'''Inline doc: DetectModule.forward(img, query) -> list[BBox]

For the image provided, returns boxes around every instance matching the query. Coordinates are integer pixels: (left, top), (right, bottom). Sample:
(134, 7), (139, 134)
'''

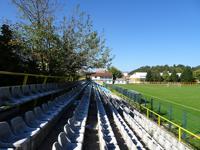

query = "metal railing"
(0, 71), (66, 85)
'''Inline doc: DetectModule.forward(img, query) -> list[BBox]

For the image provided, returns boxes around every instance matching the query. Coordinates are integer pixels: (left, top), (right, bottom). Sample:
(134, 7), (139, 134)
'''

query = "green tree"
(12, 0), (59, 73)
(152, 71), (162, 82)
(108, 66), (122, 84)
(108, 66), (122, 78)
(0, 24), (38, 85)
(129, 64), (189, 76)
(0, 23), (39, 73)
(0, 24), (25, 72)
(180, 67), (194, 82)
(170, 70), (179, 82)
(146, 70), (153, 82)
(60, 8), (113, 77)
(12, 1), (113, 78)
(193, 69), (200, 81)
(162, 70), (170, 82)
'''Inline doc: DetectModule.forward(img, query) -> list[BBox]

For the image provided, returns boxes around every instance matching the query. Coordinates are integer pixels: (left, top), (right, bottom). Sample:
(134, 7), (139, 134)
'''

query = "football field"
(116, 84), (200, 134)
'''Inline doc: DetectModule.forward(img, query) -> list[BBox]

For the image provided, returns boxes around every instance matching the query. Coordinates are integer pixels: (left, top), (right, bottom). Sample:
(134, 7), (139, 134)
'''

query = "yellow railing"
(109, 87), (200, 148)
(0, 71), (67, 85)
(143, 106), (200, 142)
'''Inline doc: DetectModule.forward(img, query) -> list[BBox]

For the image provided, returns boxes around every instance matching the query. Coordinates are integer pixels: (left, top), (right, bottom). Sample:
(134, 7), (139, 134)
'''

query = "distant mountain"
(129, 64), (199, 75)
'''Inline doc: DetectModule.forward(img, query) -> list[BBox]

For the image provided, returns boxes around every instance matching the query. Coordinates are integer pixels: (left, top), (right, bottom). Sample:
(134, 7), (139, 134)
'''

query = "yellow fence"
(0, 71), (66, 85)
(109, 88), (200, 148)
(143, 106), (200, 142)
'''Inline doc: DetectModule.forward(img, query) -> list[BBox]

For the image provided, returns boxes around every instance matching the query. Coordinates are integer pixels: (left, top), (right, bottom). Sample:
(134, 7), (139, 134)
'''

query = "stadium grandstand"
(0, 72), (196, 150)
(1, 1), (200, 149)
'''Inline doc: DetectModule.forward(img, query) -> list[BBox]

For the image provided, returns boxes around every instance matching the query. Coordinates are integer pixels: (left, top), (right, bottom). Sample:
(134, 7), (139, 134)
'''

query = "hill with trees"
(129, 65), (194, 75)
(130, 65), (198, 82)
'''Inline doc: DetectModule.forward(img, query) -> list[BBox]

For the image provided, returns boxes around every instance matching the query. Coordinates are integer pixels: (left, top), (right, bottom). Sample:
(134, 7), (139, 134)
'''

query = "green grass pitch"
(116, 84), (200, 134)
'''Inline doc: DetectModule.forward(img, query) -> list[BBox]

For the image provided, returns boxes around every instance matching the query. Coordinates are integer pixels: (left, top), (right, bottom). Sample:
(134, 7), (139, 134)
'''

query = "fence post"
(147, 109), (149, 118)
(178, 127), (182, 142)
(182, 111), (187, 140)
(150, 98), (154, 117)
(23, 75), (29, 85)
(158, 115), (161, 126)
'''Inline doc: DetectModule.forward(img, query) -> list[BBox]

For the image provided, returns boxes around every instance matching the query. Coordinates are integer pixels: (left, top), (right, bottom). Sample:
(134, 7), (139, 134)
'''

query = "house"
(129, 72), (147, 83)
(91, 70), (113, 84)
(91, 69), (128, 84)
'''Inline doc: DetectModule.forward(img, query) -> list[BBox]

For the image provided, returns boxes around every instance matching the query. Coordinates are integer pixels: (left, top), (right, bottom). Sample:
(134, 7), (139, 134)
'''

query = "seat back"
(58, 132), (70, 148)
(25, 111), (36, 125)
(65, 122), (81, 138)
(42, 103), (48, 112)
(0, 122), (13, 141)
(41, 84), (47, 92)
(30, 84), (38, 93)
(21, 85), (31, 95)
(47, 101), (53, 108)
(36, 84), (43, 93)
(11, 86), (23, 98)
(10, 116), (27, 134)
(34, 107), (43, 118)
(47, 84), (54, 90)
(0, 87), (12, 100)
(52, 142), (62, 150)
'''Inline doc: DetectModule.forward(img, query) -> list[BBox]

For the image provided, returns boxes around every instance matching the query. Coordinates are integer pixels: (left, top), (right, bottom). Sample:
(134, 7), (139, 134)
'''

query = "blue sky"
(1, 0), (200, 71)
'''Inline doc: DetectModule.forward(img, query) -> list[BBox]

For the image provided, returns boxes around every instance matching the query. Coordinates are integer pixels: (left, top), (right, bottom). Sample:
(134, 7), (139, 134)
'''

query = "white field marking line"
(139, 92), (200, 112)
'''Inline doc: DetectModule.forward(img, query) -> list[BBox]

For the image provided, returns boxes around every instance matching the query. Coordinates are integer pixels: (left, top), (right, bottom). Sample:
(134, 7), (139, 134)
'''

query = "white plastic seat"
(25, 111), (48, 129)
(21, 85), (32, 95)
(0, 122), (30, 149)
(10, 116), (40, 136)
(64, 123), (84, 143)
(68, 117), (86, 127)
(0, 83), (65, 109)
(164, 140), (172, 149)
(11, 116), (41, 149)
(42, 103), (59, 117)
(29, 84), (41, 95)
(34, 107), (54, 121)
(52, 142), (62, 150)
(58, 132), (82, 150)
(95, 89), (121, 150)
(0, 87), (17, 105)
(64, 123), (85, 134)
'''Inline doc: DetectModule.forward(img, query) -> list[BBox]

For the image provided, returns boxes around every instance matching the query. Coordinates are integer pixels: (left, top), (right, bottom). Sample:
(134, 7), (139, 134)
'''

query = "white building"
(91, 70), (128, 85)
(129, 72), (147, 83)
(91, 71), (113, 84)
(123, 72), (129, 77)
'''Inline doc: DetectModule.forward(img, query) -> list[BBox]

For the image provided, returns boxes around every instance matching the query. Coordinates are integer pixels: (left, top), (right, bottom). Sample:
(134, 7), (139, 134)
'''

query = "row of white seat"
(0, 83), (68, 108)
(97, 86), (145, 150)
(132, 109), (191, 150)
(52, 84), (92, 150)
(122, 110), (164, 150)
(109, 92), (192, 150)
(95, 87), (120, 150)
(0, 83), (85, 150)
